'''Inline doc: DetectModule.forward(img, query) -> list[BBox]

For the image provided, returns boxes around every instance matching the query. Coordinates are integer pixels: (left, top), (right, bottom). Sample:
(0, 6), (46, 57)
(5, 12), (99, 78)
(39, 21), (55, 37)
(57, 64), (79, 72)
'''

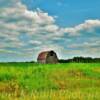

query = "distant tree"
(59, 57), (100, 63)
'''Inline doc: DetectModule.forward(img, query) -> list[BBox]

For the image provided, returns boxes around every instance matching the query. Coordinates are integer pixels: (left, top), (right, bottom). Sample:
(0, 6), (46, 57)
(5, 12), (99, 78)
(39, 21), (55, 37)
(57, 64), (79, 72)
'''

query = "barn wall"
(46, 52), (58, 63)
(38, 60), (46, 64)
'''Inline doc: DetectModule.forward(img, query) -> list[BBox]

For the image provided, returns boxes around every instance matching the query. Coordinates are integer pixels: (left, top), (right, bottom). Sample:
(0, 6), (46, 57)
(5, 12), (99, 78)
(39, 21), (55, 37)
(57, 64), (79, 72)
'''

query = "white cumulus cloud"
(64, 19), (100, 36)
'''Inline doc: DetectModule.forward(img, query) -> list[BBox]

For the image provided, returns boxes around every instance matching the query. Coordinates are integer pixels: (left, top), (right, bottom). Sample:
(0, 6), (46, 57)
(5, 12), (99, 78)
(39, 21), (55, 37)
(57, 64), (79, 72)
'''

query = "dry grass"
(0, 89), (100, 100)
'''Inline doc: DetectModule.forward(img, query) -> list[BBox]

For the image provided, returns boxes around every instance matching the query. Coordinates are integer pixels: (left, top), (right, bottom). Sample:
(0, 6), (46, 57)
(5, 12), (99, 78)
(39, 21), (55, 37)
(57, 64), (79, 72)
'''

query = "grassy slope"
(0, 63), (100, 100)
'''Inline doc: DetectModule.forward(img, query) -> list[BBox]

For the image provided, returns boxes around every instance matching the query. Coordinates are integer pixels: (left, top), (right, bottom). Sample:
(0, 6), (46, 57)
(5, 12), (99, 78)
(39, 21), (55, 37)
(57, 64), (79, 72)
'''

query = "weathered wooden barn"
(37, 50), (58, 64)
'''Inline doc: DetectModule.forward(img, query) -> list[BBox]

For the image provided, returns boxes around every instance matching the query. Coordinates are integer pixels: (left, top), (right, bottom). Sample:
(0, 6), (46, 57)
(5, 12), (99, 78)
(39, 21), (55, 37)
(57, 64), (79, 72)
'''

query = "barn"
(37, 50), (58, 64)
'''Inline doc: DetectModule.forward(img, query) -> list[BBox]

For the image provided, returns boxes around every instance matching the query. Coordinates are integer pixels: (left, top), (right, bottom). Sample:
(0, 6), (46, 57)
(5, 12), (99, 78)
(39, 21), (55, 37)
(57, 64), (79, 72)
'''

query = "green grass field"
(0, 63), (100, 100)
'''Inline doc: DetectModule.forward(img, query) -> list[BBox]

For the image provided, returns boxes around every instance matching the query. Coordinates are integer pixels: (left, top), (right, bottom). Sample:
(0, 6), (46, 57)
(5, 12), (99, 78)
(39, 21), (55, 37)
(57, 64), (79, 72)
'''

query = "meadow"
(0, 63), (100, 100)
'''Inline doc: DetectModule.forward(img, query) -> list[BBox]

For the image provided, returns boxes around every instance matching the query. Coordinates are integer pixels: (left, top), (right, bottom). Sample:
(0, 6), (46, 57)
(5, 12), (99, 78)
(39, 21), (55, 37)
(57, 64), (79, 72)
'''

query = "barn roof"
(37, 51), (49, 60)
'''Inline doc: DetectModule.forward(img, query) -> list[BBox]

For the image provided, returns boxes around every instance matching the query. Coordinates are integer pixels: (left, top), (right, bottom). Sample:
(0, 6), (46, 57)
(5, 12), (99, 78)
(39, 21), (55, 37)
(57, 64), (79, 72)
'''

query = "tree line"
(59, 57), (100, 63)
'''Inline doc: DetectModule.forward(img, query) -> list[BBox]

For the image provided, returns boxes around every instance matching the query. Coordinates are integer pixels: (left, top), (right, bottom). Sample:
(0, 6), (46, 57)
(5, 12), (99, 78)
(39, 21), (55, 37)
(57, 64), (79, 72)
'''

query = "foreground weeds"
(0, 89), (100, 100)
(0, 63), (100, 100)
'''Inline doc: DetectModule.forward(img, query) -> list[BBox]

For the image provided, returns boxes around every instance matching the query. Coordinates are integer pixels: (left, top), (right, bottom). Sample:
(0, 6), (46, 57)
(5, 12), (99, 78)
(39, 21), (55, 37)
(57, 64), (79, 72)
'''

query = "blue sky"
(22, 0), (100, 27)
(0, 0), (100, 62)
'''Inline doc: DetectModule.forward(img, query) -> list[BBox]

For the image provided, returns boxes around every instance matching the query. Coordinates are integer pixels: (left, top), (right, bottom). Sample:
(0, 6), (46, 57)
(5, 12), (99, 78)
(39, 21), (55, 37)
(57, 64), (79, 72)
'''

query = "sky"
(0, 0), (100, 62)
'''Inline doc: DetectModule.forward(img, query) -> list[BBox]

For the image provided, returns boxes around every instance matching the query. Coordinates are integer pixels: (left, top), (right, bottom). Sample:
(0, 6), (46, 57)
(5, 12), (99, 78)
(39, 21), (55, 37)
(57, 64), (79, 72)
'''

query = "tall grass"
(0, 63), (100, 100)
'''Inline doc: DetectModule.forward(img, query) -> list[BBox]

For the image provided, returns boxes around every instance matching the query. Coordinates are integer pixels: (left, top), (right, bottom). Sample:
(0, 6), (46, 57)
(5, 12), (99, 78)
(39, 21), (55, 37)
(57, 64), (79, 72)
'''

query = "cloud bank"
(0, 0), (100, 61)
